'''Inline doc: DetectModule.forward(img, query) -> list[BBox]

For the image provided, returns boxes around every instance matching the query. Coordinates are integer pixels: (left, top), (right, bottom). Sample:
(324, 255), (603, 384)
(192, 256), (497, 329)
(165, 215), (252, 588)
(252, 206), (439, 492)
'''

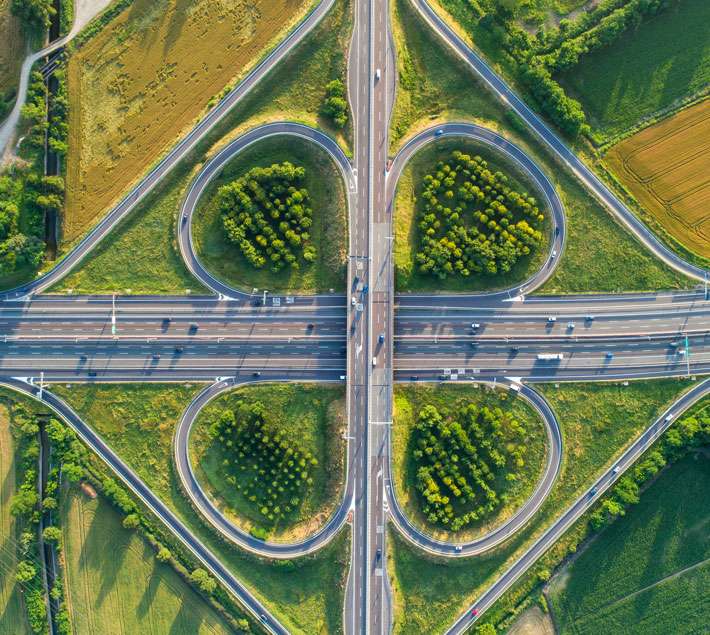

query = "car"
(471, 322), (480, 330)
(375, 548), (382, 562)
(470, 341), (478, 347)
(471, 608), (479, 618)
(439, 374), (448, 380)
(435, 129), (444, 136)
(307, 323), (314, 330)
(260, 614), (268, 623)
(88, 371), (97, 377)
(378, 333), (385, 343)
(677, 348), (686, 356)
(372, 357), (377, 367)
(181, 214), (187, 225)
(350, 322), (357, 333)
(664, 413), (674, 423)
(253, 371), (261, 378)
(410, 375), (418, 381)
(585, 315), (595, 321)
(152, 353), (160, 360)
(590, 486), (598, 496)
(510, 346), (520, 353)
(551, 249), (557, 259)
(555, 226), (560, 236)
(351, 296), (357, 306)
(362, 284), (369, 294)
(454, 545), (462, 553)
(79, 354), (87, 361)
(252, 298), (262, 307)
(375, 68), (381, 81)
(547, 316), (557, 323)
(567, 321), (575, 330)
(340, 375), (346, 380)
(188, 322), (198, 333)
(174, 346), (184, 354)
(612, 465), (620, 474)
(605, 351), (614, 359)
(669, 340), (680, 348)
(162, 317), (172, 324)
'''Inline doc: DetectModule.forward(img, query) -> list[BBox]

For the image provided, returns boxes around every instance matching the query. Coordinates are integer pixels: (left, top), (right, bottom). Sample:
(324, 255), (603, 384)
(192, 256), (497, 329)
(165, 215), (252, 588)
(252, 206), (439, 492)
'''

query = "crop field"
(605, 99), (710, 259)
(191, 383), (346, 541)
(0, 404), (31, 635)
(52, 382), (350, 635)
(61, 486), (234, 635)
(392, 383), (547, 543)
(549, 452), (710, 635)
(0, 0), (26, 121)
(557, 0), (710, 140)
(193, 136), (348, 294)
(64, 0), (311, 243)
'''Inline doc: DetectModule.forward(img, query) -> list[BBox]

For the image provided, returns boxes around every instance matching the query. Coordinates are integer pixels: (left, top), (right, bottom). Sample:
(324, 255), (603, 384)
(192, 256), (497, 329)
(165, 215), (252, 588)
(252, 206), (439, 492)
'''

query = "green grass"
(394, 137), (550, 293)
(392, 384), (547, 542)
(52, 0), (352, 295)
(191, 383), (346, 541)
(0, 403), (32, 635)
(61, 486), (235, 635)
(548, 452), (710, 635)
(51, 382), (349, 635)
(388, 378), (697, 634)
(193, 136), (347, 295)
(390, 0), (692, 294)
(557, 0), (710, 141)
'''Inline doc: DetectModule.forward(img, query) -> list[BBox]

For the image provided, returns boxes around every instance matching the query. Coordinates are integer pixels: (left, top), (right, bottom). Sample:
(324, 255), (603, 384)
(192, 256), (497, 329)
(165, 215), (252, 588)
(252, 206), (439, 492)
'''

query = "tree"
(11, 0), (55, 31)
(16, 560), (36, 583)
(320, 79), (349, 128)
(122, 513), (140, 530)
(42, 525), (62, 546)
(190, 568), (217, 594)
(156, 546), (172, 563)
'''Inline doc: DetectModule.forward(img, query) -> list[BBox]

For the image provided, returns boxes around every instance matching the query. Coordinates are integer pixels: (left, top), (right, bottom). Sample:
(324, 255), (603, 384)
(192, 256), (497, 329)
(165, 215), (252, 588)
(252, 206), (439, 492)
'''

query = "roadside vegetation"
(193, 136), (347, 295)
(388, 378), (698, 633)
(191, 383), (346, 542)
(393, 384), (546, 542)
(548, 448), (710, 635)
(390, 0), (691, 294)
(0, 0), (28, 122)
(53, 0), (352, 295)
(52, 382), (350, 635)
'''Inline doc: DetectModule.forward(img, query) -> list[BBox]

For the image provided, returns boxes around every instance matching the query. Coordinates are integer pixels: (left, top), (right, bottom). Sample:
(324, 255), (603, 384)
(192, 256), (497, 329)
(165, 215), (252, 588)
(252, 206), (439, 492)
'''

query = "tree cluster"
(415, 150), (544, 279)
(320, 79), (349, 129)
(209, 400), (318, 526)
(219, 161), (315, 272)
(412, 401), (531, 531)
(11, 0), (55, 32)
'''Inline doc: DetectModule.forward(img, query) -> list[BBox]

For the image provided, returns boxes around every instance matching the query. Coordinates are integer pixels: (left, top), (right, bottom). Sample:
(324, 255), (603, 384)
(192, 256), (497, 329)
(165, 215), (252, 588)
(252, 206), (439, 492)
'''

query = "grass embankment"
(557, 0), (710, 142)
(193, 136), (347, 294)
(548, 451), (710, 635)
(51, 383), (349, 635)
(61, 486), (234, 635)
(64, 0), (314, 243)
(392, 384), (547, 542)
(0, 403), (32, 635)
(0, 0), (27, 122)
(191, 383), (346, 541)
(53, 0), (352, 295)
(394, 138), (550, 293)
(389, 0), (691, 294)
(388, 378), (697, 634)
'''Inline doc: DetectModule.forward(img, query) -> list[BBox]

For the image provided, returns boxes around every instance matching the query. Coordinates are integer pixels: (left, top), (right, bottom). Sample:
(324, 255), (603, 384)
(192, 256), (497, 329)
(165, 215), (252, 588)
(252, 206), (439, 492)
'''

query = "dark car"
(88, 371), (97, 377)
(375, 548), (382, 562)
(174, 346), (184, 354)
(188, 322), (198, 334)
(253, 371), (261, 378)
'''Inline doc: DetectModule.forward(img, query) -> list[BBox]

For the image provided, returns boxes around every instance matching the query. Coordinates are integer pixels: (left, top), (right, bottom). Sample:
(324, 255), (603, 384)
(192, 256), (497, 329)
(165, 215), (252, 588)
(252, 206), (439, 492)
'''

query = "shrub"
(321, 79), (349, 128)
(190, 568), (217, 595)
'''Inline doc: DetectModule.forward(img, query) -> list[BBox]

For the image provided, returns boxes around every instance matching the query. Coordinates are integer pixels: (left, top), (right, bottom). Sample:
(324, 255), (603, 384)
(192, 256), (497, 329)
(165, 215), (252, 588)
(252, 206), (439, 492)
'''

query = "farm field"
(0, 0), (26, 122)
(548, 452), (710, 635)
(53, 0), (352, 295)
(389, 0), (690, 294)
(557, 0), (710, 141)
(51, 382), (350, 635)
(64, 0), (312, 244)
(0, 404), (32, 635)
(191, 383), (346, 541)
(605, 99), (710, 259)
(61, 486), (234, 635)
(193, 136), (347, 294)
(391, 383), (547, 543)
(394, 137), (549, 293)
(387, 378), (697, 634)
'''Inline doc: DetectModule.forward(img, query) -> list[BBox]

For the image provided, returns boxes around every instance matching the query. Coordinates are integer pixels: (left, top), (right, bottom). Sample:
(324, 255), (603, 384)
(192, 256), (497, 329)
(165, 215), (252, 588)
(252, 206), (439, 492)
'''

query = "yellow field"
(65, 0), (309, 242)
(0, 0), (26, 109)
(605, 99), (710, 258)
(61, 487), (233, 635)
(0, 404), (32, 635)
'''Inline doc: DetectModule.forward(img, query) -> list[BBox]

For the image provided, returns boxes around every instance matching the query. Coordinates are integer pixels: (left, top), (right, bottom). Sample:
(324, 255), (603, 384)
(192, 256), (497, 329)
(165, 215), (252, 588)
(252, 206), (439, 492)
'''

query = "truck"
(537, 353), (564, 361)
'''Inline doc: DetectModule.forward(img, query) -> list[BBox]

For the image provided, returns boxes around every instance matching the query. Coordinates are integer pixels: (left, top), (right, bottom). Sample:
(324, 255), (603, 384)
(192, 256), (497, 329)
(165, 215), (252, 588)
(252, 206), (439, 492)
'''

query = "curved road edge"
(0, 377), (289, 635)
(176, 122), (356, 303)
(411, 0), (708, 284)
(444, 376), (710, 634)
(387, 123), (566, 300)
(1, 0), (337, 301)
(385, 379), (562, 557)
(173, 376), (354, 558)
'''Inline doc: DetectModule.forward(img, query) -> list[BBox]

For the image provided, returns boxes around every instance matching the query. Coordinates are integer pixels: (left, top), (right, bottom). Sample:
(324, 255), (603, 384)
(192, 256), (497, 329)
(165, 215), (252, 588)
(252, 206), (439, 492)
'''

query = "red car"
(471, 608), (479, 618)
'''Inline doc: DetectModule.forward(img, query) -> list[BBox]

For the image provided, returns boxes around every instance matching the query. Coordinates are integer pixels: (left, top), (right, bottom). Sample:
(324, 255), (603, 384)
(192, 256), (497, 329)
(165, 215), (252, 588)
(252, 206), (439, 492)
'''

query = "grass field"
(61, 486), (235, 635)
(64, 0), (312, 244)
(0, 0), (27, 122)
(193, 136), (347, 294)
(389, 0), (691, 294)
(0, 404), (32, 635)
(394, 137), (550, 293)
(53, 0), (352, 295)
(387, 378), (696, 634)
(548, 451), (710, 635)
(605, 99), (710, 259)
(558, 0), (710, 141)
(392, 384), (547, 543)
(191, 383), (346, 541)
(51, 382), (350, 635)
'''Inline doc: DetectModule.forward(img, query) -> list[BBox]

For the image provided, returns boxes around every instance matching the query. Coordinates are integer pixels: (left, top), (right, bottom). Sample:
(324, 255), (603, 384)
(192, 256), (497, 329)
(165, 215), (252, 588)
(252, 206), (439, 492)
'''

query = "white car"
(372, 357), (377, 367)
(351, 296), (357, 306)
(375, 68), (381, 81)
(612, 465), (620, 475)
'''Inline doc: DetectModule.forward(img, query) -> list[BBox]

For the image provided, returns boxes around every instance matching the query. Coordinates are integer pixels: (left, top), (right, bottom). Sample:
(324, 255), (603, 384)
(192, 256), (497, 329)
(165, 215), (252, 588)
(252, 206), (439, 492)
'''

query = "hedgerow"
(415, 150), (544, 279)
(218, 161), (315, 271)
